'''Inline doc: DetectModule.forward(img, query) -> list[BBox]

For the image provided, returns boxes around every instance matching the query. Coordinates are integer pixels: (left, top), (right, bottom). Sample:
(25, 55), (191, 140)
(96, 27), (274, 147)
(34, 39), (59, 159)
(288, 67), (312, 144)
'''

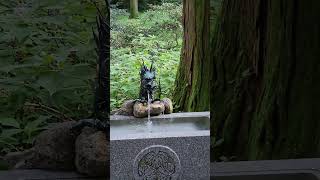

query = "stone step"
(211, 158), (320, 180)
(0, 169), (106, 180)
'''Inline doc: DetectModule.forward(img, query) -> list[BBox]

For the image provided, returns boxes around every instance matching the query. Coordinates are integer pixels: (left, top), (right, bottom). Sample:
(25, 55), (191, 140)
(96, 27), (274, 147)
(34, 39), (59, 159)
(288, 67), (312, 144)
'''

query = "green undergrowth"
(111, 3), (182, 110)
(0, 0), (104, 154)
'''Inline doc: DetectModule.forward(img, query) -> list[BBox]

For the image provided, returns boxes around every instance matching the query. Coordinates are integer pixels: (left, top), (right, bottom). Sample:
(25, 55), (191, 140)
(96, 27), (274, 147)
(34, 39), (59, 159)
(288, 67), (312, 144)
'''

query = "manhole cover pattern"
(133, 145), (181, 180)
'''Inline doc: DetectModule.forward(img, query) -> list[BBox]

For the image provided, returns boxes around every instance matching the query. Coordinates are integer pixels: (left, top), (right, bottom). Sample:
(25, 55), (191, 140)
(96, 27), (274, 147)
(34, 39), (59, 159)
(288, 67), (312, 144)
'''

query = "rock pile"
(112, 98), (173, 118)
(2, 121), (108, 177)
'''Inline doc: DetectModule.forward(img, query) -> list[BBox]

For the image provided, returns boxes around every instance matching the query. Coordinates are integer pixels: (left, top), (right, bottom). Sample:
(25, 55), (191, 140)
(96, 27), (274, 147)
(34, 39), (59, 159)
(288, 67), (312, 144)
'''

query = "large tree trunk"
(173, 0), (210, 112)
(129, 0), (138, 19)
(211, 0), (320, 161)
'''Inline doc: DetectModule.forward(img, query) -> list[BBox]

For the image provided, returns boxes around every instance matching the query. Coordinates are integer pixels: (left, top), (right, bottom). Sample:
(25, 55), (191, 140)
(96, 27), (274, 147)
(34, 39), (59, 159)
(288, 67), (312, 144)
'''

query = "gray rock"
(113, 98), (173, 118)
(114, 100), (135, 116)
(150, 100), (165, 116)
(162, 98), (173, 114)
(2, 149), (34, 169)
(75, 127), (108, 176)
(133, 101), (165, 118)
(18, 121), (78, 170)
(133, 102), (148, 118)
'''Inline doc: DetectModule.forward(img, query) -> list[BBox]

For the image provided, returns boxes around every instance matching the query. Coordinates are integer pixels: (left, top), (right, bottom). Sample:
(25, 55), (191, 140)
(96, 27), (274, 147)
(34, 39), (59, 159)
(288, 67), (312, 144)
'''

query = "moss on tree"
(211, 0), (320, 161)
(173, 0), (210, 112)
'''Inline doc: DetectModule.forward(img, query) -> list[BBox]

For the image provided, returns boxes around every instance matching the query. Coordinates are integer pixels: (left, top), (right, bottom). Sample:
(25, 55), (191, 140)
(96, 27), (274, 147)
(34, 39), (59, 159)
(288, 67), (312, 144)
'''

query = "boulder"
(113, 98), (173, 118)
(114, 100), (135, 116)
(75, 127), (108, 176)
(133, 101), (147, 118)
(17, 121), (78, 170)
(162, 98), (173, 114)
(2, 149), (33, 169)
(150, 100), (165, 116)
(133, 101), (165, 118)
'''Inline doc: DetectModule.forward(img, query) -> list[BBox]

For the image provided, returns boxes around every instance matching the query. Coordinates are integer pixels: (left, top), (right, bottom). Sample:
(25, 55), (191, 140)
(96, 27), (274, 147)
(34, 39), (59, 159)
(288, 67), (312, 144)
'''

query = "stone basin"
(111, 112), (209, 139)
(110, 112), (210, 180)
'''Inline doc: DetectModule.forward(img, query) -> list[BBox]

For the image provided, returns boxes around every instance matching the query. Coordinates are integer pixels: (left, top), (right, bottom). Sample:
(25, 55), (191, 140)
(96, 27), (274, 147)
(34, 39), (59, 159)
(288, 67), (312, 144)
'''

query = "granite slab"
(110, 112), (210, 180)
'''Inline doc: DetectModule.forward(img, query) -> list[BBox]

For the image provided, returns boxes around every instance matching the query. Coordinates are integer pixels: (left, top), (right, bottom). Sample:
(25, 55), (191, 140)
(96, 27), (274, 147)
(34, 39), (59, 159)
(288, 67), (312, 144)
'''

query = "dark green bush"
(110, 0), (181, 11)
(0, 0), (102, 153)
(111, 3), (182, 110)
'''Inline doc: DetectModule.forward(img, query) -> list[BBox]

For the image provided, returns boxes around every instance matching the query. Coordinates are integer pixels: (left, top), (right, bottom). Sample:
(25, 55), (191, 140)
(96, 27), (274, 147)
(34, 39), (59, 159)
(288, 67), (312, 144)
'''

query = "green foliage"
(111, 3), (182, 110)
(0, 0), (102, 153)
(0, 116), (48, 153)
(111, 0), (182, 11)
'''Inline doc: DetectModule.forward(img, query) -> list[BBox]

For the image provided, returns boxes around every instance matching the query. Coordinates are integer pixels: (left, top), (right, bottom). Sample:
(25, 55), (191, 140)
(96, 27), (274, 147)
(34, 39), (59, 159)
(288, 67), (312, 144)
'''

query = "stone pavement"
(0, 169), (106, 180)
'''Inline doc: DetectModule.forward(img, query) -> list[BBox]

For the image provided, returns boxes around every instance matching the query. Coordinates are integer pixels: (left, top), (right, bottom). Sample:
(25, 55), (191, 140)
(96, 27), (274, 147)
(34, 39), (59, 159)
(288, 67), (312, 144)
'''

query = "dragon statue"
(138, 61), (160, 102)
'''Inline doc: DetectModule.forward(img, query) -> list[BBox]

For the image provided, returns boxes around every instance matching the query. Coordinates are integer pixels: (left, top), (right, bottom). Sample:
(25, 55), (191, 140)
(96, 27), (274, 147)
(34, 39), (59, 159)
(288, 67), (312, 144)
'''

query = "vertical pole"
(129, 0), (139, 18)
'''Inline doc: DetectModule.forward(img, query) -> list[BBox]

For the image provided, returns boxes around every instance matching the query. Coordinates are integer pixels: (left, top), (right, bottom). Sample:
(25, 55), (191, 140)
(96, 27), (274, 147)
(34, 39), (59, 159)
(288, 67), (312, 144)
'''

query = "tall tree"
(211, 0), (320, 161)
(129, 0), (139, 18)
(173, 0), (210, 112)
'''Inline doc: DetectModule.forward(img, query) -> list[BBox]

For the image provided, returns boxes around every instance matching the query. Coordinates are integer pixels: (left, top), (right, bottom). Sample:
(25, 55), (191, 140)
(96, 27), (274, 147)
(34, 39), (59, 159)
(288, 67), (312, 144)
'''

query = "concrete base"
(211, 158), (320, 180)
(110, 112), (210, 180)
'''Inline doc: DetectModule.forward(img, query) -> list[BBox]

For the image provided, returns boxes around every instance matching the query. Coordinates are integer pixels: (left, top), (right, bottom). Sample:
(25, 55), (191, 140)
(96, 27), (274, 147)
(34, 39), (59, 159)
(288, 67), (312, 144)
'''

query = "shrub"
(0, 0), (101, 153)
(110, 3), (182, 110)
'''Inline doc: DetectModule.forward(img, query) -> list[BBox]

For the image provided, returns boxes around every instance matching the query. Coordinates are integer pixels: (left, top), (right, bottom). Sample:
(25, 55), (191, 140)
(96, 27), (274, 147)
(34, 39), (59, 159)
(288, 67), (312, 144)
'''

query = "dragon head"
(139, 61), (156, 101)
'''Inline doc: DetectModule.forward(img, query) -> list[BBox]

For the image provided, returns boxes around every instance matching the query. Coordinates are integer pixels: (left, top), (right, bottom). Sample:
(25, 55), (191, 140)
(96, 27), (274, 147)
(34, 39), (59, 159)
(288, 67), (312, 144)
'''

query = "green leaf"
(24, 115), (47, 135)
(22, 138), (35, 144)
(214, 138), (224, 148)
(0, 159), (10, 170)
(0, 118), (20, 128)
(25, 116), (46, 130)
(0, 63), (41, 73)
(43, 54), (54, 65)
(62, 63), (95, 80)
(1, 129), (22, 137)
(37, 71), (64, 95)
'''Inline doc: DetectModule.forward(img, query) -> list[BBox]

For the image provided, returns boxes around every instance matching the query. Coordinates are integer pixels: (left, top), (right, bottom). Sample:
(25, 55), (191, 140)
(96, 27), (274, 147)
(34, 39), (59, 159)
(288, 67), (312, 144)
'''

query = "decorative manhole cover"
(133, 145), (181, 180)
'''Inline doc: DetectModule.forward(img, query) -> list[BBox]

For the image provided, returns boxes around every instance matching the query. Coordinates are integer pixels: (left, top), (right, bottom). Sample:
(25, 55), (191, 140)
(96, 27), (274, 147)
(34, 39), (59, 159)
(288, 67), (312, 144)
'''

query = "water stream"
(146, 93), (152, 133)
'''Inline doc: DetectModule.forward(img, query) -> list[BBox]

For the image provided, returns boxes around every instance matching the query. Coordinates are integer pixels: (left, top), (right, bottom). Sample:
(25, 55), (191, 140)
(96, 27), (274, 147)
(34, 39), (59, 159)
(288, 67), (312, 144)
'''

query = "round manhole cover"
(133, 145), (181, 180)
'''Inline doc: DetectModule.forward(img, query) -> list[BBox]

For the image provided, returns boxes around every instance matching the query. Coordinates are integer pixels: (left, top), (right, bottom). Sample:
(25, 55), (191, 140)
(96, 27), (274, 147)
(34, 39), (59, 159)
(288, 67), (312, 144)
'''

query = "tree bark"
(211, 0), (320, 161)
(173, 0), (210, 112)
(129, 0), (138, 19)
